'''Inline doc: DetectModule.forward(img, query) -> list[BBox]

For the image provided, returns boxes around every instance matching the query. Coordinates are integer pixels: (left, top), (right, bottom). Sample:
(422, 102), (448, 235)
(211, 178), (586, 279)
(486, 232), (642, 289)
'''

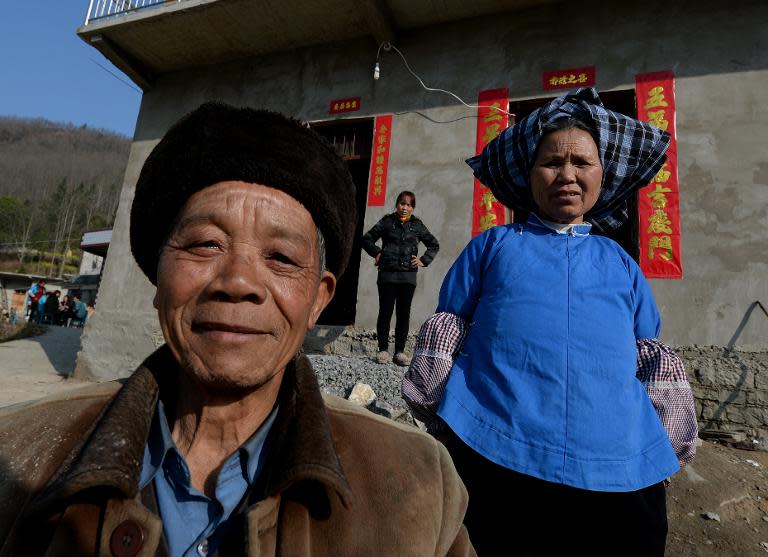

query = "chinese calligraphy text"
(472, 89), (510, 237)
(543, 66), (596, 91)
(636, 71), (682, 279)
(329, 97), (362, 114)
(367, 115), (392, 206)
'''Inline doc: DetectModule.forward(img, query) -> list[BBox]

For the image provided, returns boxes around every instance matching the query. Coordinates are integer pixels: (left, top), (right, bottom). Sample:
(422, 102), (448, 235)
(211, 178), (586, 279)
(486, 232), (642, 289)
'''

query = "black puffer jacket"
(362, 213), (439, 272)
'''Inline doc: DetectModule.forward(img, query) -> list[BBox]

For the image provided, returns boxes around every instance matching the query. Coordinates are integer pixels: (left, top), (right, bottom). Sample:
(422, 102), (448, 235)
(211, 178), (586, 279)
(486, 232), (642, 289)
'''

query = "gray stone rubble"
(307, 353), (418, 427)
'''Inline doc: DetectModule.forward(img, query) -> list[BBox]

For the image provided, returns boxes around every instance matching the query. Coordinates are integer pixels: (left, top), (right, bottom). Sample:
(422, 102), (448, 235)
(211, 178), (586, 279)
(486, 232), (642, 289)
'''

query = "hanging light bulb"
(374, 61), (380, 80)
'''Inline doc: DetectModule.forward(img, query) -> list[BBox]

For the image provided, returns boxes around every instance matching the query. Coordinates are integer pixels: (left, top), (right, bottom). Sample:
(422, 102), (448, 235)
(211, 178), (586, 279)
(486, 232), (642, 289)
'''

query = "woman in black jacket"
(362, 191), (439, 366)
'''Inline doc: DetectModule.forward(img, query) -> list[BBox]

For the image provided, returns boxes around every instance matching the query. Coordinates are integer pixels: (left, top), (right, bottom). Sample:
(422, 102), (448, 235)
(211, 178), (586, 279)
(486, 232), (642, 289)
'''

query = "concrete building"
(78, 228), (111, 277)
(75, 0), (768, 439)
(60, 227), (113, 307)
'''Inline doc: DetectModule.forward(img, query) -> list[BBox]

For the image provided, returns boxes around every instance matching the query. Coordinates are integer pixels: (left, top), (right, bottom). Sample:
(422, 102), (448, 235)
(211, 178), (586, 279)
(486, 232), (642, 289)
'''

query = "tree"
(0, 196), (32, 260)
(0, 117), (129, 276)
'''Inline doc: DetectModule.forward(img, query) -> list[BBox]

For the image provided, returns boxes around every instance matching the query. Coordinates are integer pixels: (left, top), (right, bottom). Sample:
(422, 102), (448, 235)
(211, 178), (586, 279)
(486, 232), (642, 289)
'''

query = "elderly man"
(0, 104), (474, 556)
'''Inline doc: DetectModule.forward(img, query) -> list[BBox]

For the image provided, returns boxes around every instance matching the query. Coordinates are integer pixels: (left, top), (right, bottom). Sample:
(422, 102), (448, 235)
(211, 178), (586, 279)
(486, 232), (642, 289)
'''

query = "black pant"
(376, 282), (416, 353)
(443, 431), (668, 557)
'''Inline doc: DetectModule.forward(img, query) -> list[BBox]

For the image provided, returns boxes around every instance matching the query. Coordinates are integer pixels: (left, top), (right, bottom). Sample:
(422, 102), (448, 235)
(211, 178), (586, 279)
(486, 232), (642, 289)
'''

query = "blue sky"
(0, 4), (142, 137)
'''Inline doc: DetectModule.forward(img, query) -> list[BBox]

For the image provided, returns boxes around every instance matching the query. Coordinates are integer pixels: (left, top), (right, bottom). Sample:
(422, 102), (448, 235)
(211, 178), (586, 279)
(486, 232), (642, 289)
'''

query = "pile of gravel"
(306, 354), (410, 411)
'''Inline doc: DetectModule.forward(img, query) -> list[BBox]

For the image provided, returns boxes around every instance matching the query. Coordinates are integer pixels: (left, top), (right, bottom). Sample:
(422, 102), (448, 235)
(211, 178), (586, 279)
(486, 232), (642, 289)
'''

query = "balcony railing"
(84, 0), (184, 25)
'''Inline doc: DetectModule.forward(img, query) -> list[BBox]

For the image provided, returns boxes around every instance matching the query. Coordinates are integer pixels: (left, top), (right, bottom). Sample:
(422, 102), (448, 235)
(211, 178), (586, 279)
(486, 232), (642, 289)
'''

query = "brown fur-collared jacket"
(0, 346), (474, 557)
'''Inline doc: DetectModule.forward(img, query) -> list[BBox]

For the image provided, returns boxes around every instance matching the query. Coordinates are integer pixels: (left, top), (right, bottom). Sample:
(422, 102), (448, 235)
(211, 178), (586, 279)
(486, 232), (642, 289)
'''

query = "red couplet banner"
(636, 71), (683, 279)
(472, 89), (509, 237)
(367, 115), (392, 207)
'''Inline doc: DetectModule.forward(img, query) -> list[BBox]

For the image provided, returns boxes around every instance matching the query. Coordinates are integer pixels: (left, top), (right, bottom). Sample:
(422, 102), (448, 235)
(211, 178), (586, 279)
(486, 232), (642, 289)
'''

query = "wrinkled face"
(530, 128), (603, 224)
(154, 181), (336, 392)
(396, 196), (414, 219)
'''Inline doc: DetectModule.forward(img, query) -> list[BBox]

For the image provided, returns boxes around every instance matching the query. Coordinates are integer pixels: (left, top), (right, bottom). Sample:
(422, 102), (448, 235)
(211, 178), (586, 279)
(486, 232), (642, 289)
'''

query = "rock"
(760, 541), (768, 552)
(762, 516), (768, 523)
(702, 512), (721, 522)
(369, 399), (395, 418)
(348, 383), (376, 406)
(395, 412), (417, 427)
(700, 430), (746, 443)
(309, 354), (406, 410)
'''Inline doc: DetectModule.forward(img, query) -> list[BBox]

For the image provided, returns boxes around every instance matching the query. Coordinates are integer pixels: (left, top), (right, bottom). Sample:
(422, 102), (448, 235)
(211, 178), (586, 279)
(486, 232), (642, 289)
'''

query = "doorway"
(311, 118), (374, 325)
(507, 90), (640, 261)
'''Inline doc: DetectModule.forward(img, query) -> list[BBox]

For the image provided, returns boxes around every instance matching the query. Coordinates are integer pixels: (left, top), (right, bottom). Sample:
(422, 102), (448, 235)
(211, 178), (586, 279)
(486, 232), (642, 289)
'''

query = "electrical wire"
(88, 58), (143, 94)
(377, 42), (514, 117)
(393, 110), (480, 124)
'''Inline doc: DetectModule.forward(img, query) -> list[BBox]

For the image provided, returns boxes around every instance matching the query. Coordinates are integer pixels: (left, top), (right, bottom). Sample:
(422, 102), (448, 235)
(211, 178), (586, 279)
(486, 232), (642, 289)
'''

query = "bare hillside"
(0, 116), (130, 275)
(0, 116), (129, 203)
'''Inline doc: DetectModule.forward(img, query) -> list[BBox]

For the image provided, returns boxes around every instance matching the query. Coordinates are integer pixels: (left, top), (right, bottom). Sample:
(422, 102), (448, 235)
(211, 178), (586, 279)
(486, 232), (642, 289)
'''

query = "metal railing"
(84, 0), (184, 25)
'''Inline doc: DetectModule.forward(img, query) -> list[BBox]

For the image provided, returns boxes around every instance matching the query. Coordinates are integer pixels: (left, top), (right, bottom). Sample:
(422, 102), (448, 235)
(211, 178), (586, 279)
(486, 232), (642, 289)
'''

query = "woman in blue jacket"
(413, 88), (695, 556)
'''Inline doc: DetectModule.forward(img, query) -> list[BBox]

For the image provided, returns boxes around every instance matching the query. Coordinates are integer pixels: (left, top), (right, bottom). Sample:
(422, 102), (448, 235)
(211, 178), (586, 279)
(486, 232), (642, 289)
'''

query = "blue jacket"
(436, 215), (679, 491)
(74, 301), (87, 319)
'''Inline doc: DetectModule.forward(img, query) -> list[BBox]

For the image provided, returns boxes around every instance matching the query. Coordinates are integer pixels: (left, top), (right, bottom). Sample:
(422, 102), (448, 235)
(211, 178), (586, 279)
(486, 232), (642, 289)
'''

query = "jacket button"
(110, 520), (145, 557)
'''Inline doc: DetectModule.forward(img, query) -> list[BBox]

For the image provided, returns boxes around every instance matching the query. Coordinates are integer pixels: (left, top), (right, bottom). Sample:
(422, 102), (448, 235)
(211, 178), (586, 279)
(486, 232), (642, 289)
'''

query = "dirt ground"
(667, 441), (768, 556)
(0, 324), (92, 407)
(1, 327), (767, 554)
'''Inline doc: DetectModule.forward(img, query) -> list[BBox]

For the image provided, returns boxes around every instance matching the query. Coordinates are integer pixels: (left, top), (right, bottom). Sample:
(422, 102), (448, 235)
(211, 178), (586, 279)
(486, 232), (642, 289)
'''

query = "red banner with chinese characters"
(543, 66), (596, 91)
(329, 97), (361, 114)
(636, 71), (682, 279)
(367, 115), (392, 206)
(472, 89), (509, 237)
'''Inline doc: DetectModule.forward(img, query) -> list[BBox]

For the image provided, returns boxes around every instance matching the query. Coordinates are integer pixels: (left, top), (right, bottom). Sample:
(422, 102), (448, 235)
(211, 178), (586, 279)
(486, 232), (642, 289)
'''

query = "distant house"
(62, 228), (112, 307)
(79, 228), (110, 276)
(75, 1), (767, 392)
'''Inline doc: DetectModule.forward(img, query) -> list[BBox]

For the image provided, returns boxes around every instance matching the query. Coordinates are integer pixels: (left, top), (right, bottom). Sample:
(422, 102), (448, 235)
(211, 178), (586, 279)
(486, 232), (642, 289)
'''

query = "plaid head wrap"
(466, 87), (671, 231)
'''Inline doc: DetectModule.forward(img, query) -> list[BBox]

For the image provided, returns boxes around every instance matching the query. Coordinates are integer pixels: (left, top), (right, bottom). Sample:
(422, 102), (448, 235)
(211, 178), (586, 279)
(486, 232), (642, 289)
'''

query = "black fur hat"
(130, 102), (357, 283)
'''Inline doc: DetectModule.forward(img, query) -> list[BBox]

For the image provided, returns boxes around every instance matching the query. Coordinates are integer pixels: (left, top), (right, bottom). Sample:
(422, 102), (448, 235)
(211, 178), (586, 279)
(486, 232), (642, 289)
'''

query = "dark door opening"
(311, 118), (374, 325)
(507, 90), (640, 261)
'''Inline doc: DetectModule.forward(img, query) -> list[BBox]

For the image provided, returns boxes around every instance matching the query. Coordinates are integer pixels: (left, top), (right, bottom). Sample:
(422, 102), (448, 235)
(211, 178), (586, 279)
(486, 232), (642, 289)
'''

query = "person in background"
(26, 279), (45, 322)
(69, 294), (88, 327)
(362, 191), (439, 366)
(42, 290), (60, 324)
(58, 294), (71, 326)
(36, 290), (48, 323)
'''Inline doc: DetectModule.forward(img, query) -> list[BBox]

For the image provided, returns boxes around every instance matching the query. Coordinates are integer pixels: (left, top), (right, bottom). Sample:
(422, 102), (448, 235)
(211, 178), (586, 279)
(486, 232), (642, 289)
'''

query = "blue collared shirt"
(139, 400), (278, 557)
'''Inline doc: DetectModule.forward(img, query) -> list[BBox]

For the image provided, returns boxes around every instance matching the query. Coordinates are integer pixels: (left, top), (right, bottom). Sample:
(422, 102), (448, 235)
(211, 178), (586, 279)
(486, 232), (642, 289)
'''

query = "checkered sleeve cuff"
(402, 312), (468, 428)
(637, 338), (698, 466)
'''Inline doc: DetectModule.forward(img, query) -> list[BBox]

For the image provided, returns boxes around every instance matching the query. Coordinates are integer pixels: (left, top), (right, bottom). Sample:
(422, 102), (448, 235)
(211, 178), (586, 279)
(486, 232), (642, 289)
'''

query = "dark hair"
(540, 117), (598, 144)
(396, 190), (416, 208)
